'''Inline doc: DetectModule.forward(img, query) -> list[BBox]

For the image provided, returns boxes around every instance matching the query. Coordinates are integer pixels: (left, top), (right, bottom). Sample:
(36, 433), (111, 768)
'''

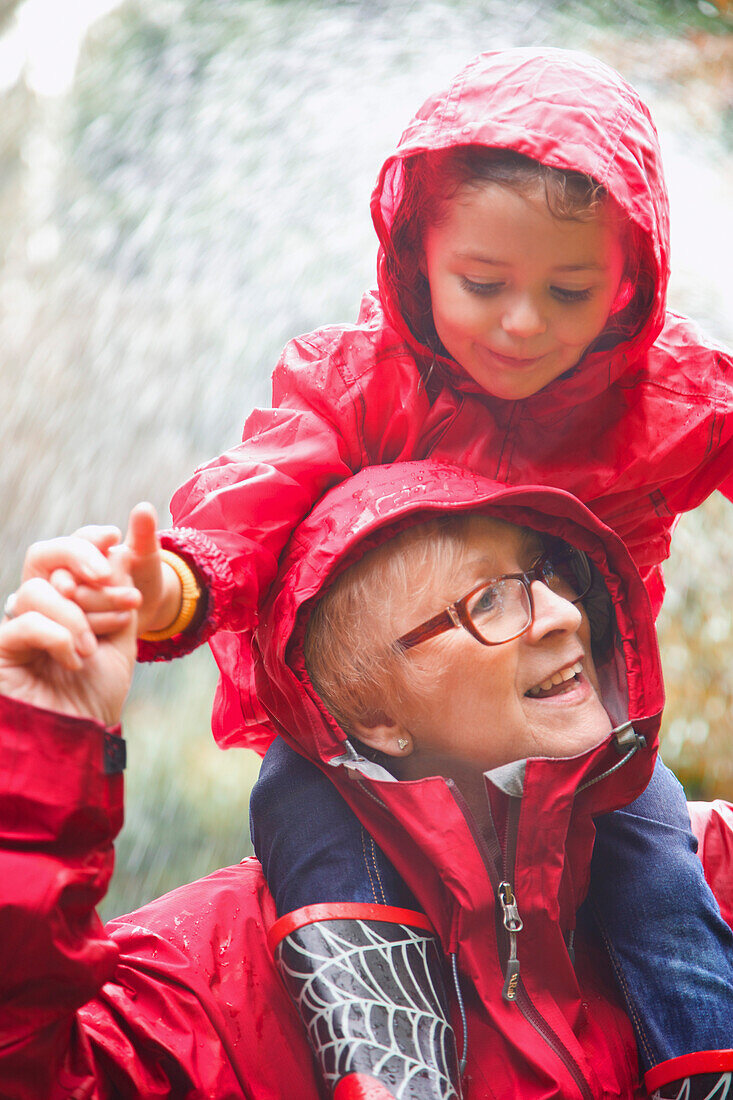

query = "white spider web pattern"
(276, 919), (460, 1099)
(652, 1073), (732, 1100)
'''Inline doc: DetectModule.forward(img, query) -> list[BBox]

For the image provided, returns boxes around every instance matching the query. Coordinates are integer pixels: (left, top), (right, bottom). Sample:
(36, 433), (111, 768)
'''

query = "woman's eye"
(460, 277), (503, 296)
(551, 286), (594, 303)
(541, 559), (557, 582)
(470, 585), (501, 617)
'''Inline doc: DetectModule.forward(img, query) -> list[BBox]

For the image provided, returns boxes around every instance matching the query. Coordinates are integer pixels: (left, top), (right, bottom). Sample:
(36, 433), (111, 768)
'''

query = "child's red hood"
(370, 47), (669, 411)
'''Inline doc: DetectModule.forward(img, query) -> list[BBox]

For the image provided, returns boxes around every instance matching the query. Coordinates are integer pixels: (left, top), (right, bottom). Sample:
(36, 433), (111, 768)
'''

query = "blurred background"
(1, 0), (730, 919)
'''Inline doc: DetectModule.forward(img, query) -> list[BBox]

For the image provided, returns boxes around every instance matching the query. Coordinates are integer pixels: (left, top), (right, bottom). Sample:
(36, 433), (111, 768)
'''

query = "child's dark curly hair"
(384, 147), (655, 360)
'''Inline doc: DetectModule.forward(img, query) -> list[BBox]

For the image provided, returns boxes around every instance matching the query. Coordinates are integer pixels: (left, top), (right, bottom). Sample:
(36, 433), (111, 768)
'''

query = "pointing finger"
(124, 503), (159, 561)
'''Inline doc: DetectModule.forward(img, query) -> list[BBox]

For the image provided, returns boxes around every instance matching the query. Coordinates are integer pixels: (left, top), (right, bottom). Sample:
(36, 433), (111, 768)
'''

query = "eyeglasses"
(395, 542), (592, 651)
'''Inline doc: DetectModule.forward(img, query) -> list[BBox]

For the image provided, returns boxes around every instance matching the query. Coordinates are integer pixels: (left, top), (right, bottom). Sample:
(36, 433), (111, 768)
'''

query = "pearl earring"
(397, 737), (409, 751)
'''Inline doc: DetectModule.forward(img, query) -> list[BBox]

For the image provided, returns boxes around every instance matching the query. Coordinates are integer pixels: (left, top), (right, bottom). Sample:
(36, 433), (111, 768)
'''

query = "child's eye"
(551, 286), (594, 303)
(460, 277), (503, 296)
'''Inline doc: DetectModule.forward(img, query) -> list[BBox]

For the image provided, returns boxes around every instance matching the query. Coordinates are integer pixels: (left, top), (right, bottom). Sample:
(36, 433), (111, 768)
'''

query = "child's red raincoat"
(139, 48), (732, 754)
(1, 462), (731, 1098)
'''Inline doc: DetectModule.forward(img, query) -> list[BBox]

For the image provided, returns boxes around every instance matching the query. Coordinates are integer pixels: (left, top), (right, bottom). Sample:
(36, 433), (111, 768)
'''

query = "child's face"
(423, 182), (626, 400)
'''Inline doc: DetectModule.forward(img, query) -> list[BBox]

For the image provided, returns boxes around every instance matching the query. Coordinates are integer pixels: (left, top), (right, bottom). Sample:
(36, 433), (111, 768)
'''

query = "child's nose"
(501, 294), (546, 338)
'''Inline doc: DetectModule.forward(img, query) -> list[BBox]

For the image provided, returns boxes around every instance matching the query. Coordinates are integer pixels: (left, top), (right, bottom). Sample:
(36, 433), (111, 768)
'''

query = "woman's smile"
(524, 658), (585, 698)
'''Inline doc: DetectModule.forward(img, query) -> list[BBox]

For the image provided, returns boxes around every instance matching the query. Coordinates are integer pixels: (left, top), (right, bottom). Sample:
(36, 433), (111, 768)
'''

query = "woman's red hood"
(254, 461), (663, 799)
(253, 462), (665, 972)
(371, 47), (670, 410)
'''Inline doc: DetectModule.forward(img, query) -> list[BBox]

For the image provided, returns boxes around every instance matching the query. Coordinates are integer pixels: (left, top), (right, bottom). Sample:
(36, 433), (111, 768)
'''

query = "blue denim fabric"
(589, 755), (733, 1070)
(251, 738), (733, 1068)
(250, 736), (417, 915)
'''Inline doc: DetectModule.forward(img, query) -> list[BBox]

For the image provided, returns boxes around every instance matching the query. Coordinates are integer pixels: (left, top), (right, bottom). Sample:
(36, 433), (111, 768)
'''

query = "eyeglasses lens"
(549, 548), (592, 603)
(468, 547), (592, 645)
(468, 578), (532, 644)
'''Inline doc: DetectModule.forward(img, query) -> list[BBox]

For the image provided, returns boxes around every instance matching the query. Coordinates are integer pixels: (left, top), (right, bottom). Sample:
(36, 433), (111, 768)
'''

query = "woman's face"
(366, 517), (613, 778)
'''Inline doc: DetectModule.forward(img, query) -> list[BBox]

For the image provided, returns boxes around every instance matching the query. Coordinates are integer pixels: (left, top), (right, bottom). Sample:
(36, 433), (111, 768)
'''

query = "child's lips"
(487, 348), (547, 368)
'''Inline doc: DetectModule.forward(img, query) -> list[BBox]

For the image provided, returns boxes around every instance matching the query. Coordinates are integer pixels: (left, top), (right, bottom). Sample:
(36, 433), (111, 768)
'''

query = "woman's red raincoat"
(1, 462), (731, 1099)
(142, 48), (733, 754)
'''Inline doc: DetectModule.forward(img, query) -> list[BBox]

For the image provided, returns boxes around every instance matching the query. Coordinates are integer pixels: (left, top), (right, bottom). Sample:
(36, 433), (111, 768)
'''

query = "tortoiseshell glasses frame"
(395, 543), (592, 651)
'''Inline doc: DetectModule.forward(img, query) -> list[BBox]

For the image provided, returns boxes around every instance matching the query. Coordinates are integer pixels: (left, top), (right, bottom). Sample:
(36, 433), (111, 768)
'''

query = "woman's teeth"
(526, 660), (583, 697)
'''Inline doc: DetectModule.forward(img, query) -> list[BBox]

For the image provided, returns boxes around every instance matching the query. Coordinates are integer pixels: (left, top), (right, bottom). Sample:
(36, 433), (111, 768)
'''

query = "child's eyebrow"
(552, 262), (606, 272)
(455, 252), (508, 264)
(454, 253), (607, 273)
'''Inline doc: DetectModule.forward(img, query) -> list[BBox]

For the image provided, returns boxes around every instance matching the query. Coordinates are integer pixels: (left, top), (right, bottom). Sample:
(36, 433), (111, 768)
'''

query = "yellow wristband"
(139, 550), (202, 642)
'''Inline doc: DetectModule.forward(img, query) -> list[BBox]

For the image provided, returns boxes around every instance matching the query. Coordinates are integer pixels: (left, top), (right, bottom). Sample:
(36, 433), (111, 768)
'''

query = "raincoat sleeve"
(0, 693), (125, 1098)
(657, 341), (733, 518)
(689, 800), (733, 932)
(137, 326), (427, 663)
(0, 692), (285, 1099)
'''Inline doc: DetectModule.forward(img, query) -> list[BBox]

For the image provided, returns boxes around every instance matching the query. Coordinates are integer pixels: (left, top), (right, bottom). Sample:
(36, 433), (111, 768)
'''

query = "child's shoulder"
(273, 290), (425, 392)
(643, 311), (731, 397)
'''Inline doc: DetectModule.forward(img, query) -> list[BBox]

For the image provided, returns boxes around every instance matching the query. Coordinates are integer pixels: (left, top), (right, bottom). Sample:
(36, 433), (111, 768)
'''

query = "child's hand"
(21, 504), (183, 639)
(122, 503), (182, 635)
(20, 527), (141, 637)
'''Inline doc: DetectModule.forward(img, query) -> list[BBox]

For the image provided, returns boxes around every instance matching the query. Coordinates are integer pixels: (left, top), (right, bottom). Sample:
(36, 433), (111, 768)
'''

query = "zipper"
(494, 401), (521, 483)
(447, 780), (595, 1100)
(497, 881), (522, 1001)
(499, 795), (522, 1001)
(514, 980), (594, 1100)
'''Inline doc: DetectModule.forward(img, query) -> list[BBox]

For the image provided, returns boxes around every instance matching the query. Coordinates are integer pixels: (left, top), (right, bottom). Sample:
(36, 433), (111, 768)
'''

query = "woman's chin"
(521, 678), (613, 757)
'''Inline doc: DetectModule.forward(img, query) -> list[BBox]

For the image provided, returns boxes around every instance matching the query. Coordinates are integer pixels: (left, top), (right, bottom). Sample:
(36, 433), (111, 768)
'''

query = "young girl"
(26, 47), (732, 1099)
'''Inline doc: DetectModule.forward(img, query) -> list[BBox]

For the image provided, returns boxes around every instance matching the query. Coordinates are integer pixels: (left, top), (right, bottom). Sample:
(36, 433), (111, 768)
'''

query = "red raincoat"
(1, 463), (731, 1099)
(141, 48), (732, 754)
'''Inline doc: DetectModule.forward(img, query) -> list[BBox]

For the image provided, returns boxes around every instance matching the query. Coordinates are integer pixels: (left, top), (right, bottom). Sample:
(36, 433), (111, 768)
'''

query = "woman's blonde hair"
(304, 513), (493, 733)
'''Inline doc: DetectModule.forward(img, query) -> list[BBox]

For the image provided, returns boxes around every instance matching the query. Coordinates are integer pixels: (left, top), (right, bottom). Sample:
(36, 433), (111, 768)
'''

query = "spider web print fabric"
(276, 918), (460, 1099)
(652, 1073), (732, 1100)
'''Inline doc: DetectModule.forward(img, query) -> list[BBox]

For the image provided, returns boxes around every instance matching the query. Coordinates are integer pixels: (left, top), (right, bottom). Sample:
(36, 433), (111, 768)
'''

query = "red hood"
(371, 47), (670, 414)
(256, 461), (663, 763)
(254, 462), (663, 933)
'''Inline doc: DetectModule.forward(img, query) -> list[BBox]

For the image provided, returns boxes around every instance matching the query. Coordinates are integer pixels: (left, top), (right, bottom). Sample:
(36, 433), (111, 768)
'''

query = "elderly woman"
(0, 463), (731, 1100)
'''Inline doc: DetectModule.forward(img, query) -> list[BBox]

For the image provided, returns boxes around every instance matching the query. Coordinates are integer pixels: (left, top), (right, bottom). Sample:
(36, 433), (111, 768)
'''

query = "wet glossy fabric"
(4, 469), (730, 1097)
(144, 48), (731, 754)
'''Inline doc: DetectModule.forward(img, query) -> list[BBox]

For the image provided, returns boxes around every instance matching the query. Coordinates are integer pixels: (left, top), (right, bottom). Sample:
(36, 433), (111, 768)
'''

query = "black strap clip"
(103, 731), (127, 775)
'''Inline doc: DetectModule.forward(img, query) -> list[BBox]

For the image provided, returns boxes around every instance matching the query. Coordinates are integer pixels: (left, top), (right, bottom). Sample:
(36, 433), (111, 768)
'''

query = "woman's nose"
(527, 579), (582, 640)
(501, 294), (546, 338)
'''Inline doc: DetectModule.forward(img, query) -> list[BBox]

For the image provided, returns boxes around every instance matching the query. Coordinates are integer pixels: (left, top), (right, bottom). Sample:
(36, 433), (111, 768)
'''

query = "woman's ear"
(351, 711), (413, 758)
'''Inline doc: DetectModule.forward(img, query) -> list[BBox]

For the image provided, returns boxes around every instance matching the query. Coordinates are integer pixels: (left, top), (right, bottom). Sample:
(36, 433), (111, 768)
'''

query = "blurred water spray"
(1, 0), (730, 914)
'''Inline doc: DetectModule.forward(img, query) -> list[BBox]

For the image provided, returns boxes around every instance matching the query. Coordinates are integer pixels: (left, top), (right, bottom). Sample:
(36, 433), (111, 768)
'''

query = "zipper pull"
(498, 881), (523, 1002)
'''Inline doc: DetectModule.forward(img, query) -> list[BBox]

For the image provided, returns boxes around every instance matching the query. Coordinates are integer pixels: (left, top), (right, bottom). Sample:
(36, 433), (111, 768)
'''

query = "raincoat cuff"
(644, 1050), (733, 1093)
(0, 693), (125, 839)
(267, 902), (435, 953)
(136, 528), (235, 663)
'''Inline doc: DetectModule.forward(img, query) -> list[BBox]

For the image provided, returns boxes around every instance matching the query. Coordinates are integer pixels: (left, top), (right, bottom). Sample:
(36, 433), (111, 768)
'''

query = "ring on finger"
(3, 592), (19, 620)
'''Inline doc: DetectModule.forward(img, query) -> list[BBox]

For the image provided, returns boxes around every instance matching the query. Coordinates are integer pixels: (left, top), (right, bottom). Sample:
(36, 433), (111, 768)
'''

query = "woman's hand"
(0, 546), (137, 726)
(22, 503), (183, 638)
